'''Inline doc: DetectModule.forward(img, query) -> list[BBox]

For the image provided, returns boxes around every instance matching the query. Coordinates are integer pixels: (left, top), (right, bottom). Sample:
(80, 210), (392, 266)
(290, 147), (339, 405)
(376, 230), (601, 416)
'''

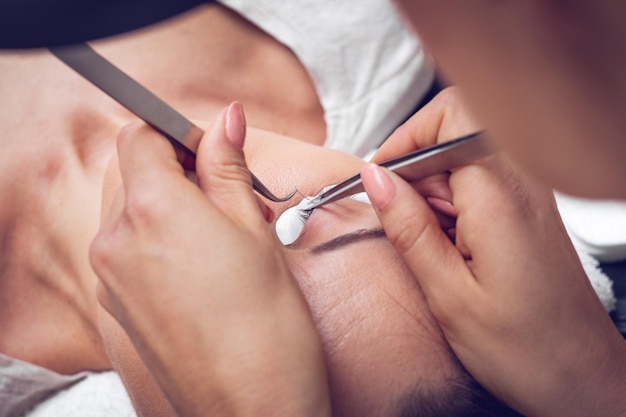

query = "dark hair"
(396, 367), (525, 417)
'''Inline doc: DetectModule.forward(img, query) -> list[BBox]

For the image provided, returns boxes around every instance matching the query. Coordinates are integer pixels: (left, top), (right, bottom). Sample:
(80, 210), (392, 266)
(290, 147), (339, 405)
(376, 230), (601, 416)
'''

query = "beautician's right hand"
(363, 88), (626, 417)
(90, 103), (331, 417)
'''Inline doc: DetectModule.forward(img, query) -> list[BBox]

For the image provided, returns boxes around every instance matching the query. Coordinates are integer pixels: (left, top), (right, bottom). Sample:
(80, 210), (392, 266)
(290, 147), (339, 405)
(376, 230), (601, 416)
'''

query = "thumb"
(196, 102), (272, 229)
(361, 163), (474, 319)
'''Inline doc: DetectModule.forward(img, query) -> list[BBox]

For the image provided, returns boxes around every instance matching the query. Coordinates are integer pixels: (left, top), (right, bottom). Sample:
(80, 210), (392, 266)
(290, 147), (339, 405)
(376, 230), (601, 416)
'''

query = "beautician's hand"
(364, 88), (626, 417)
(90, 103), (331, 417)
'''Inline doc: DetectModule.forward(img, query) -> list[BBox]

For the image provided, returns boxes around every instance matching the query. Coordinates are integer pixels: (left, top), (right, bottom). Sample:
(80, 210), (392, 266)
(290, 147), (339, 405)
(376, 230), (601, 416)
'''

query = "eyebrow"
(310, 227), (387, 254)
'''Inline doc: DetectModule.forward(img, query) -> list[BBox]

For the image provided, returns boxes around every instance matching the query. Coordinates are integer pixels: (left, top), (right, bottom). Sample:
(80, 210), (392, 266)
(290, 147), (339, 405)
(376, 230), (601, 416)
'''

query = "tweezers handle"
(49, 43), (296, 203)
(380, 130), (491, 179)
(307, 131), (492, 209)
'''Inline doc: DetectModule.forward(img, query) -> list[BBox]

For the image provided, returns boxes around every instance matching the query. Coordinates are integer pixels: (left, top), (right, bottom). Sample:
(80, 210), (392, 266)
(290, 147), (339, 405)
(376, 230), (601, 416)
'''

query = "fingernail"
(225, 101), (246, 148)
(426, 197), (457, 217)
(361, 163), (395, 210)
(264, 205), (275, 224)
(258, 199), (275, 224)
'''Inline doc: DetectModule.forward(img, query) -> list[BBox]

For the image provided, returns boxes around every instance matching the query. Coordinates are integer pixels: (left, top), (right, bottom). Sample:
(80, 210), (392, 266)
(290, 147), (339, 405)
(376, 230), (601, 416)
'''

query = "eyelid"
(300, 196), (378, 250)
(299, 193), (371, 242)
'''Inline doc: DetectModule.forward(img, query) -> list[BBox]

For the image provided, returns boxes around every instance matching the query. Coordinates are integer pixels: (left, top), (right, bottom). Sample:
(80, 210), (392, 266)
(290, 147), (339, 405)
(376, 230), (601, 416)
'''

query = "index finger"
(373, 86), (481, 163)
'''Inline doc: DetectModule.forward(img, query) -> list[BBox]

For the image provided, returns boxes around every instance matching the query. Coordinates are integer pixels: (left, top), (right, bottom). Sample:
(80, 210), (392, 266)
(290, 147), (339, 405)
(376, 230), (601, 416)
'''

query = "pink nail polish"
(362, 163), (395, 210)
(225, 101), (246, 148)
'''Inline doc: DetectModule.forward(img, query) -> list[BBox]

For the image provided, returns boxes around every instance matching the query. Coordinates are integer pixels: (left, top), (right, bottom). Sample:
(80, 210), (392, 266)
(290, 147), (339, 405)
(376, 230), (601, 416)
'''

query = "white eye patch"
(346, 192), (371, 205)
(275, 191), (371, 246)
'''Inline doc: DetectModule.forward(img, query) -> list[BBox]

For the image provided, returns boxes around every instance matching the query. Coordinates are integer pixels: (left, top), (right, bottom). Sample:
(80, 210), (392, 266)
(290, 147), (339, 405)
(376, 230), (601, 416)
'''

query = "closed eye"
(310, 227), (386, 254)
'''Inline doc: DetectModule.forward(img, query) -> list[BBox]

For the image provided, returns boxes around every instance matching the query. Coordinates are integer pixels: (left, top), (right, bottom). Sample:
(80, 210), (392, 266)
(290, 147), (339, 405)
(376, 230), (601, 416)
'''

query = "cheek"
(101, 153), (122, 223)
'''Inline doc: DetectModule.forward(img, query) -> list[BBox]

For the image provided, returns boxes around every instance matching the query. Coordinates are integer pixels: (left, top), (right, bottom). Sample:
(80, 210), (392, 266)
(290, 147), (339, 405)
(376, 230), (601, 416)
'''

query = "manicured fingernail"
(225, 101), (246, 148)
(361, 163), (395, 210)
(426, 197), (457, 217)
(261, 200), (275, 223)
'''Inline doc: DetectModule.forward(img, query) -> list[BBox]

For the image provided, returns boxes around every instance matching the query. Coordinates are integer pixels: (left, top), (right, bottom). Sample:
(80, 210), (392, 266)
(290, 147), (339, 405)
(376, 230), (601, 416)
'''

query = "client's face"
(246, 131), (458, 417)
(103, 128), (459, 417)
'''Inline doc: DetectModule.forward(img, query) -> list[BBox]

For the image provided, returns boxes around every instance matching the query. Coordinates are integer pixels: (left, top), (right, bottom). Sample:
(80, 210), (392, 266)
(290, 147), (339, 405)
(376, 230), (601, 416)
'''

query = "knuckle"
(432, 86), (463, 111)
(205, 160), (252, 189)
(123, 187), (164, 225)
(89, 233), (115, 277)
(482, 156), (548, 220)
(117, 121), (148, 145)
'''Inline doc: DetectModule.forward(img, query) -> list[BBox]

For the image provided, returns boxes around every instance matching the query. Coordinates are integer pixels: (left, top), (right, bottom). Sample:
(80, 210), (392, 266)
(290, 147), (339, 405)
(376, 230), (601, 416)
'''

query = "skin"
(0, 9), (458, 414)
(372, 2), (626, 415)
(10, 2), (624, 416)
(363, 87), (626, 417)
(1, 3), (458, 416)
(0, 1), (323, 375)
(97, 106), (461, 417)
(92, 87), (606, 417)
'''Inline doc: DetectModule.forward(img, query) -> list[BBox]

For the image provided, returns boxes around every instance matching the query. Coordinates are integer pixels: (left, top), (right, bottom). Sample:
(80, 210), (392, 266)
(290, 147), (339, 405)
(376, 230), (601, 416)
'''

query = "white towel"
(26, 372), (135, 417)
(555, 192), (626, 262)
(555, 192), (623, 312)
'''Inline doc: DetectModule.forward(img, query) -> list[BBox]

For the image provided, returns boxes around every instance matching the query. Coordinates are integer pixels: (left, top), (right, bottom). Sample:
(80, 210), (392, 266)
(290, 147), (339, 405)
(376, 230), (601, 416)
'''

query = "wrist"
(526, 323), (626, 417)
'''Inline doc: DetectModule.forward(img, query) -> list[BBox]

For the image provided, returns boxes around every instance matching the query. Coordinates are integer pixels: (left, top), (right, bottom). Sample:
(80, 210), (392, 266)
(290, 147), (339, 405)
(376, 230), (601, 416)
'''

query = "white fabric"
(556, 192), (626, 262)
(0, 353), (87, 417)
(553, 192), (625, 312)
(218, 0), (435, 157)
(0, 353), (133, 417)
(27, 372), (135, 417)
(576, 249), (617, 312)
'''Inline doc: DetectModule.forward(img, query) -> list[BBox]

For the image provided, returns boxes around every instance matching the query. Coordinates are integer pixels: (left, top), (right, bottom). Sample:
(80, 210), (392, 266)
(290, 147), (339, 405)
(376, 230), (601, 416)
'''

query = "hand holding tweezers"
(305, 131), (493, 210)
(48, 43), (295, 203)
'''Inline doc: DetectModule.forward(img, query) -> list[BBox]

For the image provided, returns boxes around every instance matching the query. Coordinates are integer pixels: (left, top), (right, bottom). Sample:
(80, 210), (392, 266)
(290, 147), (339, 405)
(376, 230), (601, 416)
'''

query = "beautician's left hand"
(90, 103), (331, 417)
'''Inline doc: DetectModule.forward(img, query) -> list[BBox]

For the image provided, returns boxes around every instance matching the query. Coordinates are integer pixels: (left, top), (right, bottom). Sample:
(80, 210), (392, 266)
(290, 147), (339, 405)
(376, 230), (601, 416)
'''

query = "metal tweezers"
(304, 130), (493, 210)
(48, 42), (295, 202)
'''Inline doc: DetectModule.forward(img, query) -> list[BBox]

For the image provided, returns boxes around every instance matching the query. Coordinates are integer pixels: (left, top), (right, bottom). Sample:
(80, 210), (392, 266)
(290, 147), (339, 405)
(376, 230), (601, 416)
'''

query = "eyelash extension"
(293, 190), (317, 223)
(297, 206), (315, 223)
(275, 193), (318, 246)
(275, 188), (371, 246)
